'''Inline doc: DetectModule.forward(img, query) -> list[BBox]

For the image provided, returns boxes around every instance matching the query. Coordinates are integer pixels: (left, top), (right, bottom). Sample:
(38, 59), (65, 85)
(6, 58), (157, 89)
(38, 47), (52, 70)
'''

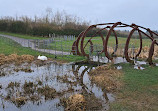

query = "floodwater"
(90, 56), (127, 64)
(0, 61), (115, 111)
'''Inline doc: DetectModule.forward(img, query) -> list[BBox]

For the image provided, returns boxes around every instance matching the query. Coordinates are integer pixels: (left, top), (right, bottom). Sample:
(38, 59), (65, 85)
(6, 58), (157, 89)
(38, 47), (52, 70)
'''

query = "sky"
(0, 0), (158, 30)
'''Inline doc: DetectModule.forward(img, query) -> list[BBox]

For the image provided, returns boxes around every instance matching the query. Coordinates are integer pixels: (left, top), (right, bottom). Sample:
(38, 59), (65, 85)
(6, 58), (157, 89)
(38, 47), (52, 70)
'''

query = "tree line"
(0, 9), (152, 38)
(0, 10), (90, 37)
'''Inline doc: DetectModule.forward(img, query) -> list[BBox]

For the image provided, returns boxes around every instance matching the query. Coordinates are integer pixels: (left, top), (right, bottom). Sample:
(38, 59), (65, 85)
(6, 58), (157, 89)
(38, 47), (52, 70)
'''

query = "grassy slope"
(0, 36), (85, 62)
(110, 63), (158, 111)
(0, 31), (48, 40)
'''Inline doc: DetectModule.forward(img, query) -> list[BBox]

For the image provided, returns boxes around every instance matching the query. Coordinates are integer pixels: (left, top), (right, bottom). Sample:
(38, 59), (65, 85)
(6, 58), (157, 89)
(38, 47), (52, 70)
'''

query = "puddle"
(0, 62), (114, 111)
(134, 65), (145, 70)
(90, 56), (127, 64)
(116, 66), (122, 70)
(136, 61), (147, 65)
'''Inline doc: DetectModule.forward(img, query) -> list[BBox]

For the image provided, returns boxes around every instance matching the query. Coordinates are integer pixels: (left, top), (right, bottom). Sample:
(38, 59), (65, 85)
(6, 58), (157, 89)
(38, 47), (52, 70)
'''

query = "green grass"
(0, 31), (48, 40)
(45, 36), (152, 58)
(110, 63), (158, 111)
(0, 32), (152, 54)
(0, 36), (86, 62)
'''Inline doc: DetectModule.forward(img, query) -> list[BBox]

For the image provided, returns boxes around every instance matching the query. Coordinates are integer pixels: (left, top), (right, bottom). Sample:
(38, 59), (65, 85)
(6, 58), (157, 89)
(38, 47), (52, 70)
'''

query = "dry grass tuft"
(108, 46), (158, 59)
(89, 63), (123, 92)
(63, 94), (86, 111)
(61, 93), (102, 111)
(37, 85), (56, 100)
(11, 96), (27, 107)
(0, 54), (34, 65)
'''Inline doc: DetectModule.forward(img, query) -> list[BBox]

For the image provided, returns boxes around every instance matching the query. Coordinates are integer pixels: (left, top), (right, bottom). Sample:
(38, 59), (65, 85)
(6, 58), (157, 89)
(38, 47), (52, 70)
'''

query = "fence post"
(55, 40), (57, 58)
(61, 40), (63, 57)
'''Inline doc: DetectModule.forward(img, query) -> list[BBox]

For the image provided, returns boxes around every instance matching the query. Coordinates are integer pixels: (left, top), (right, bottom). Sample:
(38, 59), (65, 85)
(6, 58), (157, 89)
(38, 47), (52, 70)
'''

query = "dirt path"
(0, 34), (71, 55)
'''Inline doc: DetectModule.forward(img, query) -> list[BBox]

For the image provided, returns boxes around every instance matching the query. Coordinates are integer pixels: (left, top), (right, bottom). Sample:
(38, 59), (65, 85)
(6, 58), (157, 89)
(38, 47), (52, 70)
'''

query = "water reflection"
(0, 62), (114, 111)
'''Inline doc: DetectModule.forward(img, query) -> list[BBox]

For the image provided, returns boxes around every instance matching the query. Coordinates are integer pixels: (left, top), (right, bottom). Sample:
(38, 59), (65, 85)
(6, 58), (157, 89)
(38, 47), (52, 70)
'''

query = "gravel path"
(0, 34), (71, 55)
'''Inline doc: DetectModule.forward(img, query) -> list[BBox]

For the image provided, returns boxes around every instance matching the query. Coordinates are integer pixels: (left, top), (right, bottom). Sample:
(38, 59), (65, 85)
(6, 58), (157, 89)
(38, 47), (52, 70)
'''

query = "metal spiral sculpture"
(72, 22), (158, 65)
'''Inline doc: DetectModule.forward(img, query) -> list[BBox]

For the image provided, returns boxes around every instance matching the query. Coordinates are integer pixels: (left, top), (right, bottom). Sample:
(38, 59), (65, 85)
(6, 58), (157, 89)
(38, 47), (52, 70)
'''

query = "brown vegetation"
(14, 68), (33, 73)
(64, 94), (86, 111)
(89, 63), (123, 92)
(61, 93), (102, 111)
(0, 54), (34, 65)
(37, 85), (56, 100)
(11, 97), (27, 107)
(4, 81), (58, 106)
(7, 82), (20, 89)
(108, 46), (158, 59)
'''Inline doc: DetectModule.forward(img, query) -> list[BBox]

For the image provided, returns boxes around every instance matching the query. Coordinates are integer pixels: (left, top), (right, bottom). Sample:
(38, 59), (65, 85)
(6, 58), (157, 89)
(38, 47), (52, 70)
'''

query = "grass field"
(109, 63), (158, 111)
(0, 31), (153, 53)
(0, 36), (86, 62)
(0, 31), (154, 60)
(47, 36), (152, 55)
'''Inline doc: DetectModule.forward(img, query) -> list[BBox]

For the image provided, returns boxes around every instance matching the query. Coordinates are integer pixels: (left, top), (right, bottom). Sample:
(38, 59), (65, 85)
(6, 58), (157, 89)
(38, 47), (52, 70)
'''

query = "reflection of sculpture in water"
(71, 64), (109, 102)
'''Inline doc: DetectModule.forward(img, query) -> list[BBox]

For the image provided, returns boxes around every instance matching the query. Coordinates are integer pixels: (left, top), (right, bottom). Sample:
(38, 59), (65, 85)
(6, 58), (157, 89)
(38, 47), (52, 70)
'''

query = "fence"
(0, 34), (77, 59)
(1, 34), (155, 63)
(88, 44), (140, 63)
(49, 33), (76, 41)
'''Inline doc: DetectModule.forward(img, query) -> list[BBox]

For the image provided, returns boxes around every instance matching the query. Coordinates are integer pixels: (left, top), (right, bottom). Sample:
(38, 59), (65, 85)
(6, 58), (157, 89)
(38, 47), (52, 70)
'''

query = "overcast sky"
(0, 0), (158, 30)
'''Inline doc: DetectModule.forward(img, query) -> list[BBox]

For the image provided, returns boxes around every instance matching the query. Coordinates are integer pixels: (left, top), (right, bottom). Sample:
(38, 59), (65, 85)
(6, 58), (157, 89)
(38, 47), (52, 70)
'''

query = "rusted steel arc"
(135, 30), (143, 58)
(104, 22), (122, 60)
(98, 32), (105, 45)
(139, 30), (158, 45)
(147, 40), (156, 65)
(83, 27), (108, 49)
(125, 24), (158, 42)
(138, 29), (158, 45)
(95, 23), (115, 26)
(124, 27), (143, 62)
(124, 27), (138, 63)
(72, 31), (84, 55)
(76, 31), (85, 55)
(138, 30), (155, 41)
(117, 25), (130, 28)
(134, 25), (158, 39)
(147, 29), (154, 38)
(72, 41), (77, 55)
(152, 31), (158, 37)
(136, 25), (155, 31)
(80, 25), (96, 57)
(83, 39), (93, 49)
(87, 40), (94, 53)
(118, 23), (131, 27)
(98, 32), (105, 54)
(83, 27), (108, 54)
(112, 30), (118, 54)
(73, 22), (158, 65)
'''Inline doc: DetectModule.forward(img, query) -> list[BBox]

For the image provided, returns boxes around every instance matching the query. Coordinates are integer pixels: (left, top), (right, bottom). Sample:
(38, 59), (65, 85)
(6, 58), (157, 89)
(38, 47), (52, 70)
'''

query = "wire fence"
(1, 34), (155, 62)
(0, 34), (136, 58)
(0, 34), (77, 59)
(88, 44), (140, 63)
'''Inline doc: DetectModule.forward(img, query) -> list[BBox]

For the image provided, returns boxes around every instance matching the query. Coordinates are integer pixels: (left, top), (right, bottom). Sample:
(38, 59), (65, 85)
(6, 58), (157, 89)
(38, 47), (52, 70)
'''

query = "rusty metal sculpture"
(72, 22), (158, 65)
